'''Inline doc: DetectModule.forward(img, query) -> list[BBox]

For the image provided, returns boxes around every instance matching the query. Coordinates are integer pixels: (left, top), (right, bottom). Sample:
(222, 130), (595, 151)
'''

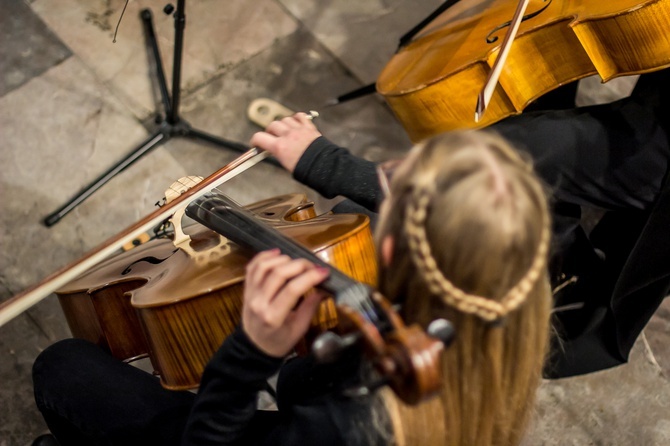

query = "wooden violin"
(55, 193), (379, 391)
(377, 0), (670, 141)
(186, 191), (450, 404)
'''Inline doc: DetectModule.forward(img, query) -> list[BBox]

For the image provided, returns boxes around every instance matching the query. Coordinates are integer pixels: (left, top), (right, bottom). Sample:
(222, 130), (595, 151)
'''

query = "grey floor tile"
(30, 0), (299, 120)
(278, 0), (445, 82)
(0, 0), (71, 97)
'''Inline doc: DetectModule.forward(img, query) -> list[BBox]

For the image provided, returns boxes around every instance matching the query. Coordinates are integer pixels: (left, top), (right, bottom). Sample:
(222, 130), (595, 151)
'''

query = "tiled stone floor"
(1, 1), (669, 445)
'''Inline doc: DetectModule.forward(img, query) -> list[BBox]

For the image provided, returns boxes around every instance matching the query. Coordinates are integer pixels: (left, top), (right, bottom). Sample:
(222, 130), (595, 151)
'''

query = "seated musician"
(32, 130), (552, 445)
(255, 68), (670, 378)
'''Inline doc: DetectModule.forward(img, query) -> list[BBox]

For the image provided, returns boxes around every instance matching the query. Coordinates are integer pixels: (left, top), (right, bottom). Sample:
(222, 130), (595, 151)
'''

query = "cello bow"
(0, 147), (269, 327)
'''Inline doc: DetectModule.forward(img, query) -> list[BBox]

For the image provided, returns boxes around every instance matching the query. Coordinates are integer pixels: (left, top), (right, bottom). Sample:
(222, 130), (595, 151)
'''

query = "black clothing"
(294, 137), (382, 227)
(33, 338), (194, 446)
(292, 71), (670, 378)
(494, 71), (670, 377)
(183, 327), (384, 445)
(295, 136), (383, 212)
(33, 70), (670, 444)
(33, 329), (385, 446)
(31, 434), (60, 446)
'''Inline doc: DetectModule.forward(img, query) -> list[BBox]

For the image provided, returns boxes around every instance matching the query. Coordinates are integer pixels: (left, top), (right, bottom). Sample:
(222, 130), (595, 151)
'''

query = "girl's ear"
(381, 235), (395, 267)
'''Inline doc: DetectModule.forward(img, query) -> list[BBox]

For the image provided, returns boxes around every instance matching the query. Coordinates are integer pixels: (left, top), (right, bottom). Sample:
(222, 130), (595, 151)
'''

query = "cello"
(184, 191), (450, 404)
(54, 192), (375, 389)
(54, 187), (449, 404)
(0, 106), (448, 403)
(377, 0), (670, 141)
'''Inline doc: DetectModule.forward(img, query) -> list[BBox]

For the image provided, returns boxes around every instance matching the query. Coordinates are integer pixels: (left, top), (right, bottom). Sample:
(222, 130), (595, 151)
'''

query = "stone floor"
(1, 1), (669, 445)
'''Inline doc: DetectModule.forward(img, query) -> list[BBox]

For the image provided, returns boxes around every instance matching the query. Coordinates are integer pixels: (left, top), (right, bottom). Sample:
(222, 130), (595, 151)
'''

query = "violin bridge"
(158, 175), (234, 265)
(171, 203), (231, 267)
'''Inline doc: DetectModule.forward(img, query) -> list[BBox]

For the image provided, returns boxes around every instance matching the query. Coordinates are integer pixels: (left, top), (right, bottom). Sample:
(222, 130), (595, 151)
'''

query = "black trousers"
(33, 338), (195, 446)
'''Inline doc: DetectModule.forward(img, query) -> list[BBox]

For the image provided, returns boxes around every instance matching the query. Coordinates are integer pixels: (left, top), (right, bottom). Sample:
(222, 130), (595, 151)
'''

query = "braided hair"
(375, 130), (553, 446)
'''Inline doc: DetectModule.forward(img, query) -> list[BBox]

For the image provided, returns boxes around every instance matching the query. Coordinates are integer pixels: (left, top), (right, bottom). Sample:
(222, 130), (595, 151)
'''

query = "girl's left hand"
(242, 249), (330, 357)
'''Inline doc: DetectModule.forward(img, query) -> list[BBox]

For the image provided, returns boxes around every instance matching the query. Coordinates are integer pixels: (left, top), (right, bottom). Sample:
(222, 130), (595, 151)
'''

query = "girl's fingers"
(270, 265), (329, 323)
(294, 112), (316, 127)
(245, 252), (328, 322)
(250, 131), (279, 153)
(265, 119), (291, 136)
(285, 289), (326, 338)
(245, 250), (285, 302)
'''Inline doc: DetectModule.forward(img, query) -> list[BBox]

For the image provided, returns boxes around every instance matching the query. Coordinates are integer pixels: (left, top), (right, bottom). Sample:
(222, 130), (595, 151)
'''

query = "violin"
(377, 0), (670, 141)
(186, 191), (451, 404)
(55, 193), (379, 390)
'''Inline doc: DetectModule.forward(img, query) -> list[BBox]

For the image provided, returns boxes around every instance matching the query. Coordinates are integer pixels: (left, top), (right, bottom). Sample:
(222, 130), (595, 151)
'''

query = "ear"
(381, 235), (395, 267)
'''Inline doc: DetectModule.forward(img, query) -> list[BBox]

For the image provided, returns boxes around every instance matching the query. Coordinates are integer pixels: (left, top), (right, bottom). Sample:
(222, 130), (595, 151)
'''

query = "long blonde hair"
(375, 131), (552, 446)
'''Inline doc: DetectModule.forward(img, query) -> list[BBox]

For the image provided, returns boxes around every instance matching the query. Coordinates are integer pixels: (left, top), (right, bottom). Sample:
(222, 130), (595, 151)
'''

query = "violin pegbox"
(165, 176), (232, 266)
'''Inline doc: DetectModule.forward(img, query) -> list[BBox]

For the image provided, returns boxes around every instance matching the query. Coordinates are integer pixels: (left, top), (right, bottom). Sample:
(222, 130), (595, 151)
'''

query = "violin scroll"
(314, 293), (454, 405)
(345, 291), (452, 405)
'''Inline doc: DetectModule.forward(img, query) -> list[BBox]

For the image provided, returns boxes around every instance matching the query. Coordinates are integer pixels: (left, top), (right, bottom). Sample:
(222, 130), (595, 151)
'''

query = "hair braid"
(404, 186), (550, 322)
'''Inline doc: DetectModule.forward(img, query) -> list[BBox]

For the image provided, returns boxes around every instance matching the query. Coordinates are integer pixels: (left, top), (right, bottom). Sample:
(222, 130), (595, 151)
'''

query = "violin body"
(377, 0), (670, 141)
(56, 194), (377, 390)
(56, 238), (176, 364)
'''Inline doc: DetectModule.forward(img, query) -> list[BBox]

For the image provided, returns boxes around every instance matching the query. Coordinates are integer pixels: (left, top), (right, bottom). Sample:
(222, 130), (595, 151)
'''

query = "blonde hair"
(374, 130), (552, 446)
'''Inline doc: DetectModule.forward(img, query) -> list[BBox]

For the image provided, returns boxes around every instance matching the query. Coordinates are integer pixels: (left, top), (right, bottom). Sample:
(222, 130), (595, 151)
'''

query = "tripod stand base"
(42, 117), (264, 226)
(44, 3), (263, 226)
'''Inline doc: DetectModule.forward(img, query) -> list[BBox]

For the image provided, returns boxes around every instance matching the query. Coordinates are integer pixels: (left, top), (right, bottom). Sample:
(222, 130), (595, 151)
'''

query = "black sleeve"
(181, 327), (284, 446)
(293, 137), (383, 212)
(181, 326), (382, 446)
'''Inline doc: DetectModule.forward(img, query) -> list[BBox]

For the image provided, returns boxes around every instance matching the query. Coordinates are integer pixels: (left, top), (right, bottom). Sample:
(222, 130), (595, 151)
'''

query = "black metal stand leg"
(43, 129), (168, 226)
(141, 8), (172, 118)
(44, 0), (264, 227)
(185, 127), (249, 153)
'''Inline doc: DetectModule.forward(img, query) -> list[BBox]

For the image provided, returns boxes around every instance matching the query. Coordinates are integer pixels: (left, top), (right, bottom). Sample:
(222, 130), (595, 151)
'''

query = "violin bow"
(0, 147), (275, 327)
(475, 0), (530, 122)
(0, 109), (320, 327)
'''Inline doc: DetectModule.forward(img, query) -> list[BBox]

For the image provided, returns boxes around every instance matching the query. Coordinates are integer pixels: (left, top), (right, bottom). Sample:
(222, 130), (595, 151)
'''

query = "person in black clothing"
(254, 69), (670, 379)
(32, 130), (553, 445)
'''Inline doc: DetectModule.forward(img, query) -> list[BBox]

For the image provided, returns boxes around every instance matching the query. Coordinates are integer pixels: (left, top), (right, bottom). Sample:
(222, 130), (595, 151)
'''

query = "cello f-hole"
(486, 0), (553, 43)
(121, 251), (178, 275)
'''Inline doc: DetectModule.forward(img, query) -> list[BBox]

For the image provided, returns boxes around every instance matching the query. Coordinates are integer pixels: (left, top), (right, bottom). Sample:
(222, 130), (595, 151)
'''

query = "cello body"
(377, 0), (670, 141)
(56, 194), (377, 390)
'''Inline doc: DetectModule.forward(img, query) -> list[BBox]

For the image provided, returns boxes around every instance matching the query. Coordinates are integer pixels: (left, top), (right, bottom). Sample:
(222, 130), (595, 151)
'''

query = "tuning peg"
(427, 318), (455, 347)
(311, 331), (361, 364)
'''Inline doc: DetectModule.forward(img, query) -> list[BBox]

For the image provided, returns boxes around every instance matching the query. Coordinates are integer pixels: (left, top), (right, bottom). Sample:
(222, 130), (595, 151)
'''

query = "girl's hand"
(250, 113), (322, 173)
(241, 249), (329, 357)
